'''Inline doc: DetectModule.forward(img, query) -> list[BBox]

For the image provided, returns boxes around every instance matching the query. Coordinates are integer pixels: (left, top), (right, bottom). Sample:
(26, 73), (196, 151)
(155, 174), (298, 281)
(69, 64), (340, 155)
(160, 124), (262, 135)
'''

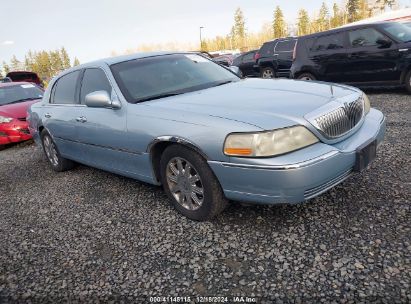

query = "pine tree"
(73, 57), (80, 66)
(10, 55), (22, 71)
(232, 8), (246, 50)
(347, 0), (361, 23)
(331, 3), (343, 28)
(297, 9), (310, 36)
(60, 47), (71, 69)
(318, 2), (331, 31)
(273, 6), (287, 38)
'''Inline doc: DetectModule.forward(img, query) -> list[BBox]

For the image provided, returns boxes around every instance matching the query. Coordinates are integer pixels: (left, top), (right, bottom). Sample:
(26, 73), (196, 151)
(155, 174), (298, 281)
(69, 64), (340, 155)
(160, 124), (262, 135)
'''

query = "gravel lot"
(0, 89), (410, 303)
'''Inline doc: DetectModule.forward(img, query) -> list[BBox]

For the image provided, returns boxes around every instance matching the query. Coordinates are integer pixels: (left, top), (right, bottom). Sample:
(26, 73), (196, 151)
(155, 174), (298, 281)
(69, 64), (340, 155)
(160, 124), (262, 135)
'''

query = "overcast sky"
(1, 0), (410, 64)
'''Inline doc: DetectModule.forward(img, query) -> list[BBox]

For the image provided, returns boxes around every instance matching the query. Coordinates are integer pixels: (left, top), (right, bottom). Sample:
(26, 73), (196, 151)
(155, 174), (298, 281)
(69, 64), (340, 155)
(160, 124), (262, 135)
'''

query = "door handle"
(75, 116), (87, 123)
(44, 113), (51, 118)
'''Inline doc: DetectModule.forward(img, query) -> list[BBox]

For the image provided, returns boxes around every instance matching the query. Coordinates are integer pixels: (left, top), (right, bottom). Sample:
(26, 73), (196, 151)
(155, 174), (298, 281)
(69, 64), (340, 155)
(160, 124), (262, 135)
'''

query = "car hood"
(0, 99), (40, 119)
(145, 78), (360, 130)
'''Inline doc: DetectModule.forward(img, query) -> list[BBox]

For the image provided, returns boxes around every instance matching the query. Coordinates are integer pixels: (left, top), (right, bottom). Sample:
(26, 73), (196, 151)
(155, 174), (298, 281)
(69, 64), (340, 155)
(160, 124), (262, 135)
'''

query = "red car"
(0, 82), (43, 146)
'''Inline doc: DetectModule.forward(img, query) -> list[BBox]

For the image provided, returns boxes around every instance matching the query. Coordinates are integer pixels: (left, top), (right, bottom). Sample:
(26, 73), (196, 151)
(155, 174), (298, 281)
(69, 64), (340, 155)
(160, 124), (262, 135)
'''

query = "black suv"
(255, 38), (298, 78)
(290, 22), (411, 93)
(232, 50), (259, 77)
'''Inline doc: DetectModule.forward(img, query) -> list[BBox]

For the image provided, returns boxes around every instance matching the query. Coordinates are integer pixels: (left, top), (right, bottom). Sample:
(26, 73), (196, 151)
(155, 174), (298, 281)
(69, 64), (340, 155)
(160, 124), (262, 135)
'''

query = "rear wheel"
(405, 70), (411, 94)
(41, 130), (75, 172)
(261, 67), (275, 79)
(297, 72), (316, 81)
(160, 145), (228, 221)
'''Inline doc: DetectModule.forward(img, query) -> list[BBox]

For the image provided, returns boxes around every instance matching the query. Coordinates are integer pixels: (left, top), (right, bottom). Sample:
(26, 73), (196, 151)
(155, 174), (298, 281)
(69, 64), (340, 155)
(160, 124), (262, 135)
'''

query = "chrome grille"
(315, 97), (363, 138)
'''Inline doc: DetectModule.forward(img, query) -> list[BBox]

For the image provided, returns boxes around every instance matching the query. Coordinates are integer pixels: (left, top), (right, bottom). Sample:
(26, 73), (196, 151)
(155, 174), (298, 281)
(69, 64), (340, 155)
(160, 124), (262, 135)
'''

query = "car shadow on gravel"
(0, 139), (33, 151)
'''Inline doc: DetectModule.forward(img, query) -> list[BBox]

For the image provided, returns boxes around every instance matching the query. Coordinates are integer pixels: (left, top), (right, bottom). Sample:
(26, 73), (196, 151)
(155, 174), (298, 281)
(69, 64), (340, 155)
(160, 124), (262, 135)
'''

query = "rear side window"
(242, 52), (255, 62)
(52, 71), (80, 104)
(259, 42), (275, 56)
(80, 68), (112, 104)
(348, 28), (386, 47)
(311, 33), (344, 52)
(275, 40), (296, 52)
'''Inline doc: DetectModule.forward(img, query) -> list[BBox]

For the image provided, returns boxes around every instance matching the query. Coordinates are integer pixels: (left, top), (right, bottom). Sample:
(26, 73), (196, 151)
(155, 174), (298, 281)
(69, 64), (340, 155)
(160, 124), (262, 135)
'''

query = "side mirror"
(85, 91), (121, 109)
(228, 66), (242, 77)
(376, 38), (392, 48)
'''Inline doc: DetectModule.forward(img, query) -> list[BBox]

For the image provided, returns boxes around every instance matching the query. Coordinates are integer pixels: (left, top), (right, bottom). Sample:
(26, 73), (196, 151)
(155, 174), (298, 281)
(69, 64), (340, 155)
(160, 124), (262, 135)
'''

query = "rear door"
(308, 32), (348, 82)
(274, 39), (297, 77)
(42, 70), (82, 159)
(344, 27), (400, 83)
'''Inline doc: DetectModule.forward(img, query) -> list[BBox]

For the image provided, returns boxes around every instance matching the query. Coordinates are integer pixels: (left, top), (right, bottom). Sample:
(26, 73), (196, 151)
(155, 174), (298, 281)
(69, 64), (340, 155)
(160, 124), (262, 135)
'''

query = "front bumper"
(208, 109), (385, 204)
(0, 120), (32, 145)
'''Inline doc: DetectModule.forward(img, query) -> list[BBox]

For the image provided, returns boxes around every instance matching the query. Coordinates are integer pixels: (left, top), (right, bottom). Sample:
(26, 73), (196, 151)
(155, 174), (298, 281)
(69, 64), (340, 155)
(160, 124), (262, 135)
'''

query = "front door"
(344, 27), (401, 83)
(75, 67), (132, 173)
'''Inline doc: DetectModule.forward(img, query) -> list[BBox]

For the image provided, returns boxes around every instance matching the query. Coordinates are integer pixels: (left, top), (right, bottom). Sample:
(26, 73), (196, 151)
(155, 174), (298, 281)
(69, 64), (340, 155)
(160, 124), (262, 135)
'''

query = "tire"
(41, 130), (75, 172)
(405, 70), (411, 94)
(160, 145), (228, 221)
(297, 72), (316, 81)
(261, 67), (275, 79)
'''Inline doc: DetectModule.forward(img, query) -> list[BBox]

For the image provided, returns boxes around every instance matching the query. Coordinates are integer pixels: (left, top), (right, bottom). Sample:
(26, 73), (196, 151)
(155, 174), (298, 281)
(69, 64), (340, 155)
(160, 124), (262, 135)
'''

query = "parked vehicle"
(232, 50), (259, 77)
(291, 22), (411, 93)
(0, 77), (12, 83)
(28, 52), (385, 221)
(6, 71), (43, 88)
(0, 82), (43, 145)
(255, 38), (298, 78)
(212, 54), (234, 67)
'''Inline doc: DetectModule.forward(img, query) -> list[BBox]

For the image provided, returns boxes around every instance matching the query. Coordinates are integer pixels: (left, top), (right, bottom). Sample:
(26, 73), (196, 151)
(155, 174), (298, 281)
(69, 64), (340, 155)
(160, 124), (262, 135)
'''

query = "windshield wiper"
(7, 97), (41, 104)
(212, 80), (234, 87)
(136, 92), (185, 103)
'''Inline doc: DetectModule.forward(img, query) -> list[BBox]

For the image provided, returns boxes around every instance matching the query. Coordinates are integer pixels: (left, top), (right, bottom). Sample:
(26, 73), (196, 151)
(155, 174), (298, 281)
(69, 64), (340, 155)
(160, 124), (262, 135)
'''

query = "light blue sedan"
(28, 52), (385, 221)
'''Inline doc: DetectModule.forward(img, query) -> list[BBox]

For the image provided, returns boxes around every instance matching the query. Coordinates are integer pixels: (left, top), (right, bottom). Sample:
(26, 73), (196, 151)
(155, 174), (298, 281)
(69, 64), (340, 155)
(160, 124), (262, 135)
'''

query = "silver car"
(28, 52), (385, 221)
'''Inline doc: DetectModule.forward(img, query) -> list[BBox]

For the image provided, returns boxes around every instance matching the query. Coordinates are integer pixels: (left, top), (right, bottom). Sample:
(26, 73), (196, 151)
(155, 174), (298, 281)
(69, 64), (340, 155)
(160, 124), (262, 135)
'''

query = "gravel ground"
(0, 89), (410, 303)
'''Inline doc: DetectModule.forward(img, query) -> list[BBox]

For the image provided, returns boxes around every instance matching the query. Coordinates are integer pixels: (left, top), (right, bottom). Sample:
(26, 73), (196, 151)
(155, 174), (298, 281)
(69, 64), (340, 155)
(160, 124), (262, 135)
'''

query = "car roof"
(6, 71), (38, 75)
(58, 51), (197, 76)
(300, 21), (397, 39)
(0, 81), (33, 88)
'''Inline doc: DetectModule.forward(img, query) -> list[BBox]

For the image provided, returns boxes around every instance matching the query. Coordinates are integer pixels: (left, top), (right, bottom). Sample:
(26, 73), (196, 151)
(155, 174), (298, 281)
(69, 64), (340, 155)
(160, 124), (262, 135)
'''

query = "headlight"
(224, 125), (319, 157)
(363, 93), (370, 114)
(0, 115), (13, 124)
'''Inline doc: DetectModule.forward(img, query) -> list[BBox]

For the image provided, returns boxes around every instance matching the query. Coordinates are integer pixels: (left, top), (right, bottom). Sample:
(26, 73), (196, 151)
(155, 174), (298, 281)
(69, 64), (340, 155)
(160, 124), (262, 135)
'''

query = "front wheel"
(41, 130), (75, 172)
(160, 145), (228, 221)
(297, 72), (316, 81)
(405, 70), (411, 94)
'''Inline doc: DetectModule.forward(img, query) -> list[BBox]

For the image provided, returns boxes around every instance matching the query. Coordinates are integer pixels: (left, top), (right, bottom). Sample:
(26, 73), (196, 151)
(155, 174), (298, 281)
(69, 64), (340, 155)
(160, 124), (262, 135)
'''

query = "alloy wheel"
(262, 69), (274, 78)
(43, 135), (59, 166)
(166, 157), (204, 211)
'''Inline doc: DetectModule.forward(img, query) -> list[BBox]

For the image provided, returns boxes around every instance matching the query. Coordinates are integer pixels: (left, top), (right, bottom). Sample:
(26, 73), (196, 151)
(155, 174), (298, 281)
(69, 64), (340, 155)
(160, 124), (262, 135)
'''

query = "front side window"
(380, 22), (411, 43)
(275, 40), (296, 52)
(348, 28), (387, 48)
(111, 54), (239, 103)
(0, 84), (43, 106)
(311, 33), (344, 51)
(52, 71), (80, 104)
(80, 68), (112, 104)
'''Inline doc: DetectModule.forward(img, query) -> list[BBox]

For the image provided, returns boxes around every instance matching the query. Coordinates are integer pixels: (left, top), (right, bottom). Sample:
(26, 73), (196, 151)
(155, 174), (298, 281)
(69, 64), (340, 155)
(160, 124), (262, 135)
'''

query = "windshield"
(110, 54), (239, 103)
(0, 84), (44, 106)
(381, 22), (411, 42)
